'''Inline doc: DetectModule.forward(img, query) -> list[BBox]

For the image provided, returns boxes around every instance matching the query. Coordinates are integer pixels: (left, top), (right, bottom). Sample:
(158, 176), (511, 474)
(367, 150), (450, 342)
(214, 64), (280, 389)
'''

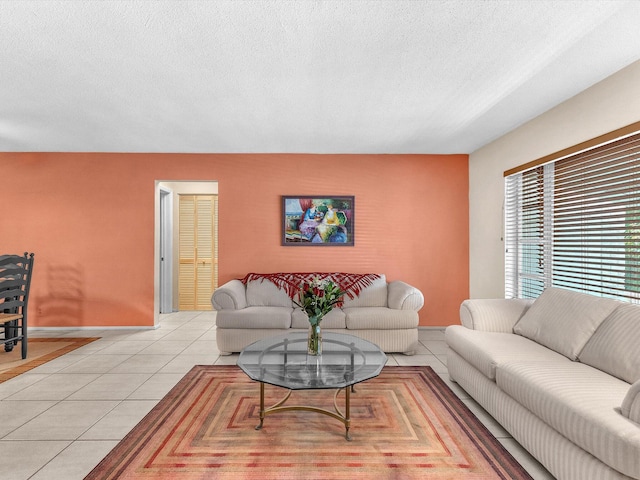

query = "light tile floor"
(0, 311), (555, 480)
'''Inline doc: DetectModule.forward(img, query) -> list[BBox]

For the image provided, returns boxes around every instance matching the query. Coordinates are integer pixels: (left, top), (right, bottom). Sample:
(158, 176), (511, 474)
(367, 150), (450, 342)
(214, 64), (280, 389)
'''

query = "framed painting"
(282, 196), (354, 246)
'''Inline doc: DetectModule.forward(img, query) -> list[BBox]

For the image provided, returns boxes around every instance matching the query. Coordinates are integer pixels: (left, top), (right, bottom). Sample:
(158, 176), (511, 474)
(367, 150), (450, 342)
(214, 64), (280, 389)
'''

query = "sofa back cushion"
(513, 287), (619, 360)
(341, 274), (388, 308)
(579, 303), (640, 384)
(246, 279), (293, 307)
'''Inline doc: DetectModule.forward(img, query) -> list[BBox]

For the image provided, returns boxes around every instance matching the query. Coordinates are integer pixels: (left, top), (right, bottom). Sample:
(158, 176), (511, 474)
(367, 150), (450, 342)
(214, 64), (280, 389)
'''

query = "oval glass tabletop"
(237, 332), (387, 390)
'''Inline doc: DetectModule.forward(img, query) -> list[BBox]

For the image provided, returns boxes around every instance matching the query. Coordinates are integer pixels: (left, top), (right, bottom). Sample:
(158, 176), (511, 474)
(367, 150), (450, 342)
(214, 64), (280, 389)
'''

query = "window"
(505, 131), (640, 302)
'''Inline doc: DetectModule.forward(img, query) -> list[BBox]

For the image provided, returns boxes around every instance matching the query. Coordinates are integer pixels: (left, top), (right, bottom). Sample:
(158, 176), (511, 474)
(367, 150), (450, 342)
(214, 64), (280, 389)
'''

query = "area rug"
(85, 365), (532, 480)
(0, 337), (100, 383)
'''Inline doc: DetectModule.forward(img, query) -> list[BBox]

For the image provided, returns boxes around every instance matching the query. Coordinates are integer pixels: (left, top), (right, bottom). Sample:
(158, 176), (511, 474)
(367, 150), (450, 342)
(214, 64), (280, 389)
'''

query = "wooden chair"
(1, 253), (35, 359)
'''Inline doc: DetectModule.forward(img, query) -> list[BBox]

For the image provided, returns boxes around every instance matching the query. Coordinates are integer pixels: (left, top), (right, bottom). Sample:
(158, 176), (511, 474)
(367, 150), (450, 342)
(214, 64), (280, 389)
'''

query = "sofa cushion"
(344, 307), (417, 329)
(445, 325), (568, 380)
(216, 306), (292, 329)
(621, 379), (640, 424)
(579, 303), (640, 384)
(341, 274), (388, 308)
(496, 361), (640, 479)
(246, 279), (293, 307)
(513, 287), (619, 360)
(291, 308), (346, 329)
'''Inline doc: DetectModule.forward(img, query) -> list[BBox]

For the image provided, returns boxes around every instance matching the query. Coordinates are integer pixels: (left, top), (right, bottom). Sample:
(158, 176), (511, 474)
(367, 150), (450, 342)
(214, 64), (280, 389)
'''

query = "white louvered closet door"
(179, 195), (218, 310)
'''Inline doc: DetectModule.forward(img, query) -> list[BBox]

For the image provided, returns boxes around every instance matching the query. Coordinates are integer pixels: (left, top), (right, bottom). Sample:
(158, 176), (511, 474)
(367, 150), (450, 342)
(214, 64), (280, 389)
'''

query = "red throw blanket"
(240, 272), (381, 300)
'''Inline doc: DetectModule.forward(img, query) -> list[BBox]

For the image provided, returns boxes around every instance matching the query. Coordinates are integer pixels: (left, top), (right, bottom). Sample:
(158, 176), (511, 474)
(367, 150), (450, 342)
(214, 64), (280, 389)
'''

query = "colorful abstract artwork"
(283, 196), (354, 246)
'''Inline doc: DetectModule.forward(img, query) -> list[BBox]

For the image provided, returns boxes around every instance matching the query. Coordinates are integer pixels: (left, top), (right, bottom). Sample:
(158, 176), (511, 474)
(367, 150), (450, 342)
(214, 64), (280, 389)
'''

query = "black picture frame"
(282, 195), (355, 246)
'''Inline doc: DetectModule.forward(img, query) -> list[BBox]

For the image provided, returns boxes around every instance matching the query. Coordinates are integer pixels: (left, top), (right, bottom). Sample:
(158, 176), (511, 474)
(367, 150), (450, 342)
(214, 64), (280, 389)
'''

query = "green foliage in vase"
(294, 277), (346, 326)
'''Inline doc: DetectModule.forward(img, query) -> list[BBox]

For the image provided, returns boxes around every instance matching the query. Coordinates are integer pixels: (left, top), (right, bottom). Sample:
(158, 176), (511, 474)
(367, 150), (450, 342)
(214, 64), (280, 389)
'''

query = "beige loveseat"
(211, 273), (424, 355)
(445, 287), (640, 480)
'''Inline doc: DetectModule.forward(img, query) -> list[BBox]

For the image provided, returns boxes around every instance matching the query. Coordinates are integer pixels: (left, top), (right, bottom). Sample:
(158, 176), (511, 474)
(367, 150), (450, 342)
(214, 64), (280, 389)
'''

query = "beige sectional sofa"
(211, 273), (424, 355)
(445, 287), (640, 480)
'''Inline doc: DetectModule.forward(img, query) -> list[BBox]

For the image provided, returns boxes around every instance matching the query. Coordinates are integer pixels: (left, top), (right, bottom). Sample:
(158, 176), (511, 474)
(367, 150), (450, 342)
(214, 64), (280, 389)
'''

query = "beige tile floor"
(0, 311), (555, 480)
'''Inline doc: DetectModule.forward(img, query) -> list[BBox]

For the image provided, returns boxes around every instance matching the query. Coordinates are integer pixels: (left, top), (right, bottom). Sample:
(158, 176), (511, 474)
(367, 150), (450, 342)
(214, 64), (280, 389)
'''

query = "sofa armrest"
(388, 281), (424, 311)
(459, 298), (534, 332)
(211, 279), (247, 310)
(622, 380), (640, 424)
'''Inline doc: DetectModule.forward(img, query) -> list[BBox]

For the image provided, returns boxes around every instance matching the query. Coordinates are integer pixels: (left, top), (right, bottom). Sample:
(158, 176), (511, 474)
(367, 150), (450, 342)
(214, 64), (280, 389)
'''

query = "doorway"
(155, 181), (219, 322)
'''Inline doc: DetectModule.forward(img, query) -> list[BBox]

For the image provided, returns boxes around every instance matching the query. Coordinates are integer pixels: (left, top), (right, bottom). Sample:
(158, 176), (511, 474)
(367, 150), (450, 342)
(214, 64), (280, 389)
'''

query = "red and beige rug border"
(0, 337), (100, 383)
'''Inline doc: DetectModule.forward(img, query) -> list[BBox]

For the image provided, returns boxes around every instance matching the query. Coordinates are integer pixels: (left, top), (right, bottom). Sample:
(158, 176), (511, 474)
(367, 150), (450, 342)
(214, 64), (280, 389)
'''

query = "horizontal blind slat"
(505, 129), (640, 303)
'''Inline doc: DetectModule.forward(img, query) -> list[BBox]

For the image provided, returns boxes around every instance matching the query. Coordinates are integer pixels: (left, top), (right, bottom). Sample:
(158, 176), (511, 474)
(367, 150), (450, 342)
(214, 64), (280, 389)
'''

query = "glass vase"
(307, 321), (323, 356)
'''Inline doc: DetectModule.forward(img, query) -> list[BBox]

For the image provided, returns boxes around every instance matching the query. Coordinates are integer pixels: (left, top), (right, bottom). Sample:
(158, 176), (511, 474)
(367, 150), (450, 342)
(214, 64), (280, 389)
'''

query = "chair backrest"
(0, 253), (35, 315)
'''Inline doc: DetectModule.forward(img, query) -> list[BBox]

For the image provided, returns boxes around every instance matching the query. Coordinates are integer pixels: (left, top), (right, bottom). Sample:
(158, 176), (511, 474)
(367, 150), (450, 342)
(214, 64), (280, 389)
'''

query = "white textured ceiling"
(2, 0), (640, 154)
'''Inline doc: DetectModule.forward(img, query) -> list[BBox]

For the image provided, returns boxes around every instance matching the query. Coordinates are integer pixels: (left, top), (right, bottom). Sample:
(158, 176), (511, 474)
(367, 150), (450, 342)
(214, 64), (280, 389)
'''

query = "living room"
(2, 2), (640, 479)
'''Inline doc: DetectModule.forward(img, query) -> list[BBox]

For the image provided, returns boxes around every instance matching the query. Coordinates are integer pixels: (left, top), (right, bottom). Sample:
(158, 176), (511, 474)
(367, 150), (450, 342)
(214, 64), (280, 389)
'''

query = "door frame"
(159, 186), (173, 314)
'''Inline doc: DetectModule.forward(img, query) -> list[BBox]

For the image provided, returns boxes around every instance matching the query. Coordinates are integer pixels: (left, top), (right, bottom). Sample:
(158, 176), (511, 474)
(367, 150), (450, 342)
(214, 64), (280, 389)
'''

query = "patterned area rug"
(0, 337), (100, 383)
(85, 365), (532, 480)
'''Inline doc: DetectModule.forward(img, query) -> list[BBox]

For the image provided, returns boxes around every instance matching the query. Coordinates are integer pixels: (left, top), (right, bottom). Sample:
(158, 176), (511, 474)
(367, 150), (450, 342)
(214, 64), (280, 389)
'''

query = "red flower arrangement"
(294, 277), (346, 326)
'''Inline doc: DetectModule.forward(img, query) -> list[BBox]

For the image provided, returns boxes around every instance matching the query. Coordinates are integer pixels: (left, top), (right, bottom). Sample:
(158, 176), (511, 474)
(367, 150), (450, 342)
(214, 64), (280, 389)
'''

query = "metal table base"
(254, 381), (354, 440)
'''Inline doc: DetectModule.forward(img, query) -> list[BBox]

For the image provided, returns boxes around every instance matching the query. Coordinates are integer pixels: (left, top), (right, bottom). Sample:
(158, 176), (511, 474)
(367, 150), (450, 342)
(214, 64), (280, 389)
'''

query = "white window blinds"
(505, 132), (640, 302)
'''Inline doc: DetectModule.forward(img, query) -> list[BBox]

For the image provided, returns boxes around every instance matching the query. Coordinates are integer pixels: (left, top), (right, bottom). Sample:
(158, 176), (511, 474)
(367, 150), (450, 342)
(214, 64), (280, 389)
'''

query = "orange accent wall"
(1, 152), (468, 328)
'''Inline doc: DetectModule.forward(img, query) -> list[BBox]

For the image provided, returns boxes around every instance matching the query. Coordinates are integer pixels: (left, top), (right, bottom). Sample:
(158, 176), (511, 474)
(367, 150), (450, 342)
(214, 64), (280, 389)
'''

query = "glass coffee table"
(237, 331), (387, 440)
